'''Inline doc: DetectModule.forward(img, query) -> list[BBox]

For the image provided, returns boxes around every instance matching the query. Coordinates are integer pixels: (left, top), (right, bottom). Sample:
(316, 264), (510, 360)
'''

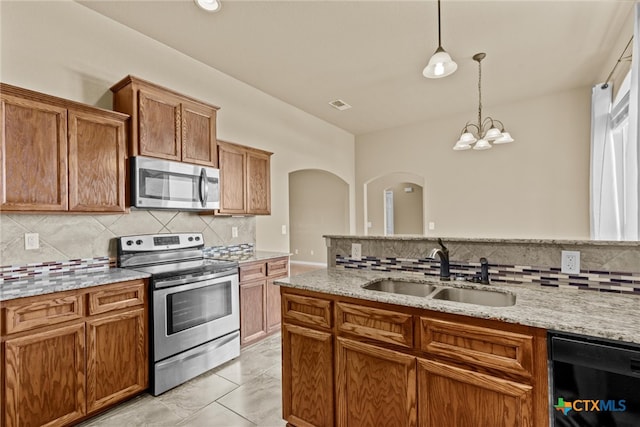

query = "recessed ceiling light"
(195, 0), (221, 13)
(329, 99), (352, 111)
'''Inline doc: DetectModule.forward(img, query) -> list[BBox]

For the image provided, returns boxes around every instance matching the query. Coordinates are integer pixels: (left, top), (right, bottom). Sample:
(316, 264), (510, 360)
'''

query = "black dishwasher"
(549, 332), (640, 427)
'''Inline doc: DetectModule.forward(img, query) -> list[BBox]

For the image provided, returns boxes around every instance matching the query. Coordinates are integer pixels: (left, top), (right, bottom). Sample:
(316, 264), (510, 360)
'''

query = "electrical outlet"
(24, 233), (39, 250)
(294, 249), (299, 255)
(231, 226), (238, 238)
(428, 222), (435, 231)
(281, 225), (287, 235)
(310, 250), (314, 255)
(561, 250), (580, 274)
(351, 243), (362, 260)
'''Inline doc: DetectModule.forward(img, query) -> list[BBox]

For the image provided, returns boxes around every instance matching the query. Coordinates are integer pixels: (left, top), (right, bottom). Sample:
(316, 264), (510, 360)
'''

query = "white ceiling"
(79, 0), (634, 135)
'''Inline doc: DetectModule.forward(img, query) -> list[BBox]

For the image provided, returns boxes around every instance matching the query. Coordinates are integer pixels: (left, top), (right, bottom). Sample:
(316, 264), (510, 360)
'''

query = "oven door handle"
(199, 168), (208, 208)
(154, 270), (236, 289)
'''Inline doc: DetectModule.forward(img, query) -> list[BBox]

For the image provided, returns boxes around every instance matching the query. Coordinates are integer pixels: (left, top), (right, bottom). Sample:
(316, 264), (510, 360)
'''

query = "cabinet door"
(181, 101), (217, 167)
(0, 94), (68, 211)
(246, 149), (271, 215)
(336, 337), (417, 427)
(218, 142), (247, 214)
(4, 323), (85, 427)
(86, 308), (147, 413)
(417, 358), (532, 427)
(266, 278), (281, 333)
(138, 88), (181, 161)
(68, 109), (127, 212)
(282, 323), (334, 427)
(240, 279), (267, 346)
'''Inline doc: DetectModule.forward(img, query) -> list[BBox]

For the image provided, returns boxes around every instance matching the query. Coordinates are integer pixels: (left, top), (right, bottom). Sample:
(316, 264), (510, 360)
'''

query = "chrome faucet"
(427, 238), (450, 281)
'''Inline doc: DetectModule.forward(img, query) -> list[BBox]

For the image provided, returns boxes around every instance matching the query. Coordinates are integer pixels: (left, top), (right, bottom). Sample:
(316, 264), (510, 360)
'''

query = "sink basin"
(432, 287), (516, 307)
(363, 279), (437, 297)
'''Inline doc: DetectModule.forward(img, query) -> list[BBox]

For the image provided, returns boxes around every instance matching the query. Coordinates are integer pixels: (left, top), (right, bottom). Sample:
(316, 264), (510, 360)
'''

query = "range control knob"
(126, 240), (133, 246)
(136, 240), (143, 245)
(188, 237), (194, 242)
(195, 236), (201, 241)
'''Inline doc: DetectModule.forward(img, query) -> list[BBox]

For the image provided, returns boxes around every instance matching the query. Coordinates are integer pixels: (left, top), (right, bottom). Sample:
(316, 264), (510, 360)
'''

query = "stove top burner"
(128, 258), (238, 280)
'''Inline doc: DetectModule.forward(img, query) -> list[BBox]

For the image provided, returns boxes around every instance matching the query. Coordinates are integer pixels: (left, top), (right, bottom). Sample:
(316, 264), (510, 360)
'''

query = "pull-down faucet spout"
(427, 238), (450, 281)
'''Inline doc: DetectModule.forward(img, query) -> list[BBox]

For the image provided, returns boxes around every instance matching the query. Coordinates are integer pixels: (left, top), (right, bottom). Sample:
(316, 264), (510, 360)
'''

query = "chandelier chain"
(477, 59), (482, 129)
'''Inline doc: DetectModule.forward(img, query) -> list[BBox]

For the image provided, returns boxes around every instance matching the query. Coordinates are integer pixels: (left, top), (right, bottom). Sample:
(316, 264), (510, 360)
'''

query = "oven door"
(153, 272), (239, 361)
(132, 156), (220, 210)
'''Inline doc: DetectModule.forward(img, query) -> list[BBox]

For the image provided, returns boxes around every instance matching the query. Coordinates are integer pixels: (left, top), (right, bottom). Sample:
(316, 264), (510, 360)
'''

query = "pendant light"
(423, 0), (457, 79)
(453, 53), (515, 151)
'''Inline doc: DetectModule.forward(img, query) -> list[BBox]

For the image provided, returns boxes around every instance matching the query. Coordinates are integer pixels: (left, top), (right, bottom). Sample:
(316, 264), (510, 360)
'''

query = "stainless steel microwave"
(131, 156), (220, 211)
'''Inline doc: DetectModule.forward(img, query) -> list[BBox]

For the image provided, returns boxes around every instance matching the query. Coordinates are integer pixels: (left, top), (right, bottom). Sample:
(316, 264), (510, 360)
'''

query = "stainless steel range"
(116, 232), (240, 396)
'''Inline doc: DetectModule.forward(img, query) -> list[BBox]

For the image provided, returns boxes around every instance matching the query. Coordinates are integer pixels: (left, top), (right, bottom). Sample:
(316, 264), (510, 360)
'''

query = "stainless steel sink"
(431, 287), (516, 307)
(363, 279), (437, 297)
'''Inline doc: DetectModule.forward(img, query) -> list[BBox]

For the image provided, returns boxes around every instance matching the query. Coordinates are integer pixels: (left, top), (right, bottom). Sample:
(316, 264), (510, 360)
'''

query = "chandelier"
(454, 53), (514, 151)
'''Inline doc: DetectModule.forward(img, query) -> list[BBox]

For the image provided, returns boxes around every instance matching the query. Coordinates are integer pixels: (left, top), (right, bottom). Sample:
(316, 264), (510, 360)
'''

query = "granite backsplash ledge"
(325, 235), (640, 273)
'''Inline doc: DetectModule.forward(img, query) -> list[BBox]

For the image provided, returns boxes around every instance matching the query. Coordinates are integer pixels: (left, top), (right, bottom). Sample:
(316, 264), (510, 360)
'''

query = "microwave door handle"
(199, 168), (208, 207)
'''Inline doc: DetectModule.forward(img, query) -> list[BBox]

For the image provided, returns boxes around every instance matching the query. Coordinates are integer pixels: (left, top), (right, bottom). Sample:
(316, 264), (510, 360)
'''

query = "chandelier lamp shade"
(423, 0), (457, 79)
(454, 53), (514, 151)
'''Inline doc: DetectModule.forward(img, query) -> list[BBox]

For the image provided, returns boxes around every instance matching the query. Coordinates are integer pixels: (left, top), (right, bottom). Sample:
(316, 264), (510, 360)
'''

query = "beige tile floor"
(79, 333), (286, 427)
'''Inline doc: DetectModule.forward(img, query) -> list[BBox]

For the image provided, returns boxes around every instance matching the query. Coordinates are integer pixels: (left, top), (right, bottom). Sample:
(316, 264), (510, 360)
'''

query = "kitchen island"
(274, 268), (640, 427)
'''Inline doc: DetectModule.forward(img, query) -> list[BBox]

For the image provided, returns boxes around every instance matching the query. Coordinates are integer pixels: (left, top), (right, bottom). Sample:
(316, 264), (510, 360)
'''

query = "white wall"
(356, 87), (592, 240)
(0, 0), (355, 261)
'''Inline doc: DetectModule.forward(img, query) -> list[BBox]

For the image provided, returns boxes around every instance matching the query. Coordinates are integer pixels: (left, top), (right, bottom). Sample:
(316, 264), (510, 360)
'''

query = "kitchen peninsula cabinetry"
(0, 83), (127, 212)
(1, 280), (148, 427)
(281, 288), (548, 427)
(111, 75), (219, 167)
(239, 257), (288, 346)
(217, 140), (272, 215)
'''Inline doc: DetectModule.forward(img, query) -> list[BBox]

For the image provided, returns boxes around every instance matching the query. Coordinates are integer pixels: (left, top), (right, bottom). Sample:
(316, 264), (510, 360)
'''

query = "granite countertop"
(0, 268), (151, 302)
(275, 268), (640, 345)
(208, 251), (291, 263)
(323, 235), (640, 247)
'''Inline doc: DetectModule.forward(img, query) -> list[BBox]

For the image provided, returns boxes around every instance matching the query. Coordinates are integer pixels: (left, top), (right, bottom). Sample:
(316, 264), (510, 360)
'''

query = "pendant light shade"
(423, 47), (458, 78)
(423, 0), (457, 79)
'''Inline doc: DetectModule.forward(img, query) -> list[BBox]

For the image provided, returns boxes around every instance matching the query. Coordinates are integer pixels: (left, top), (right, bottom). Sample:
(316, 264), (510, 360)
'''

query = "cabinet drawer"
(419, 318), (534, 379)
(267, 258), (288, 278)
(336, 302), (413, 348)
(88, 280), (146, 316)
(3, 294), (84, 335)
(283, 293), (332, 330)
(240, 262), (267, 282)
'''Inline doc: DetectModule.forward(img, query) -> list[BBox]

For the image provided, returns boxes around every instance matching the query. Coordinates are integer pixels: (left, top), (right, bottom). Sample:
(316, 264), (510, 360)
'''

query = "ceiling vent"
(329, 99), (352, 111)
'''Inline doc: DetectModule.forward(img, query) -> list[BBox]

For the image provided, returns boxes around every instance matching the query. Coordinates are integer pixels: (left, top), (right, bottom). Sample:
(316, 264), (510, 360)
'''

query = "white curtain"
(590, 3), (639, 240)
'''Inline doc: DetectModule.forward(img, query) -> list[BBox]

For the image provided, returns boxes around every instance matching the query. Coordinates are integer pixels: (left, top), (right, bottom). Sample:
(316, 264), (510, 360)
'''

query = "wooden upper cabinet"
(247, 149), (271, 214)
(1, 93), (68, 211)
(218, 140), (247, 214)
(182, 100), (217, 166)
(218, 140), (272, 215)
(0, 83), (128, 213)
(68, 109), (127, 212)
(111, 75), (219, 167)
(138, 88), (181, 161)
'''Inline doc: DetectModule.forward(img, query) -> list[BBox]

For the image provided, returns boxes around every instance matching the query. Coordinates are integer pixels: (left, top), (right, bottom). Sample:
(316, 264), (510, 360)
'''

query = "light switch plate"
(231, 227), (238, 238)
(24, 233), (39, 250)
(351, 243), (362, 260)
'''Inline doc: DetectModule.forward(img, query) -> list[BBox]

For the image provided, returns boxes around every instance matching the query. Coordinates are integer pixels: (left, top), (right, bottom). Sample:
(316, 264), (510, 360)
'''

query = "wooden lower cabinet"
(281, 288), (548, 427)
(240, 279), (268, 345)
(417, 358), (532, 427)
(4, 323), (86, 427)
(336, 337), (416, 427)
(1, 280), (148, 427)
(282, 323), (334, 427)
(86, 308), (147, 413)
(266, 279), (281, 333)
(239, 257), (289, 346)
